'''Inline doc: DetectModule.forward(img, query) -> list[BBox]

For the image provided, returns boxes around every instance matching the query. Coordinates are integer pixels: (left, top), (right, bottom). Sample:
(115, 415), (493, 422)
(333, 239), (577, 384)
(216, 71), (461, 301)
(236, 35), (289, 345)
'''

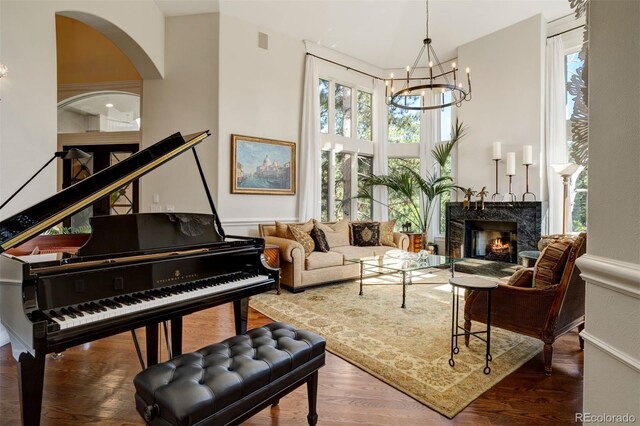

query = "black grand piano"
(0, 131), (278, 425)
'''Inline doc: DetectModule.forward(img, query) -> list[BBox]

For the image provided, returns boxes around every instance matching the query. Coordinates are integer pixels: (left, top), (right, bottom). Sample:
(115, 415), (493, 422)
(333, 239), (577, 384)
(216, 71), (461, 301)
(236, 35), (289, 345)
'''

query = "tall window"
(439, 91), (453, 234)
(387, 158), (420, 230)
(388, 96), (421, 143)
(565, 51), (587, 231)
(319, 77), (374, 221)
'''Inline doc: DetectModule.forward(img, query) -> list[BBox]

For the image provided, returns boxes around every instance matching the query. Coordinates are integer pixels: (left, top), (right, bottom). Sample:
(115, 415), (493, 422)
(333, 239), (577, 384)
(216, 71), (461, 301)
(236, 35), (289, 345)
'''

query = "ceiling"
(154, 0), (572, 69)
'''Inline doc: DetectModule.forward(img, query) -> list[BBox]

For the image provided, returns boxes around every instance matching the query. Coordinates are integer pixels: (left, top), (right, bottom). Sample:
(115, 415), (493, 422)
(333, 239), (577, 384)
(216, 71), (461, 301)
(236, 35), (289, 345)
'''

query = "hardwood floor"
(0, 303), (583, 425)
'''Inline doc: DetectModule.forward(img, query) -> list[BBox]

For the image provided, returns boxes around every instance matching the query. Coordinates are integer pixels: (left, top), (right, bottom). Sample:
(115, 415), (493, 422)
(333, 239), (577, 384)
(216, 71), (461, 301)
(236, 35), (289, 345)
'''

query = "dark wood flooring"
(0, 302), (583, 425)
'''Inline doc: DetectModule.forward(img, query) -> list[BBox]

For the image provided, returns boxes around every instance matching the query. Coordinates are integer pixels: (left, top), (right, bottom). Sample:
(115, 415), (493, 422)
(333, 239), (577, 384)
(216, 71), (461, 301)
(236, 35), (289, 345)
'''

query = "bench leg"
(271, 399), (280, 407)
(306, 371), (318, 426)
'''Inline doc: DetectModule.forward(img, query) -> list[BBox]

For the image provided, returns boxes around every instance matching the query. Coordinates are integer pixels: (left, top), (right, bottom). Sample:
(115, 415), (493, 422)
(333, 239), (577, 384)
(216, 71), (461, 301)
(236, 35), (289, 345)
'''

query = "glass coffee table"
(346, 250), (463, 308)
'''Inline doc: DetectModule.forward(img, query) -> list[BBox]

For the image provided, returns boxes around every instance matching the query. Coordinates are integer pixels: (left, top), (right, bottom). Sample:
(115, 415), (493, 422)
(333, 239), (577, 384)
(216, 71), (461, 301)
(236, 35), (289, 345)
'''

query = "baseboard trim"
(576, 254), (640, 299)
(580, 330), (640, 373)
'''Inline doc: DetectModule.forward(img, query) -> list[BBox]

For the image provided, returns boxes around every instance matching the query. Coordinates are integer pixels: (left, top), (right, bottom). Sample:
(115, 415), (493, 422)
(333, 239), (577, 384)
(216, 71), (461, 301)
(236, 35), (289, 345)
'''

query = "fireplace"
(445, 202), (541, 264)
(465, 220), (517, 263)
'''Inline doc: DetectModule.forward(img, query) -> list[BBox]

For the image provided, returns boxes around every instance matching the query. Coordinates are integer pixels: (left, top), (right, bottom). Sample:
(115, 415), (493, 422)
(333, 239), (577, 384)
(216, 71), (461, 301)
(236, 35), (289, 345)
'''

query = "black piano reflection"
(0, 131), (278, 426)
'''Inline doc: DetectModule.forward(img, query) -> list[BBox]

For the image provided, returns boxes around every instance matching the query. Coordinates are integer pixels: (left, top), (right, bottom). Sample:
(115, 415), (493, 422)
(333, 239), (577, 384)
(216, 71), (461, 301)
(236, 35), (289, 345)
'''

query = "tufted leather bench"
(133, 322), (326, 425)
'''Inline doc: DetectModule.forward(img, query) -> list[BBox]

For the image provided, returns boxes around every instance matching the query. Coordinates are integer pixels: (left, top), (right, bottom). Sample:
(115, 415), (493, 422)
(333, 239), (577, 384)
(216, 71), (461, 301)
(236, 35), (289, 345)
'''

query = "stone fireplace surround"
(445, 202), (542, 263)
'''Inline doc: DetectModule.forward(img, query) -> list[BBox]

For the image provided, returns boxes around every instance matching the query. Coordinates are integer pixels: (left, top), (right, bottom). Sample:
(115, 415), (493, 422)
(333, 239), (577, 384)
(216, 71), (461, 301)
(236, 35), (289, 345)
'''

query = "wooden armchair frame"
(464, 232), (587, 375)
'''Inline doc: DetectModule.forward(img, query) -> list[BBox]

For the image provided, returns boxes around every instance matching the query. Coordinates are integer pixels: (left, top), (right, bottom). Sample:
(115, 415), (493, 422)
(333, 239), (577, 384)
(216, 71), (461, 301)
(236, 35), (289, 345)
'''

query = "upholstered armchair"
(464, 232), (587, 375)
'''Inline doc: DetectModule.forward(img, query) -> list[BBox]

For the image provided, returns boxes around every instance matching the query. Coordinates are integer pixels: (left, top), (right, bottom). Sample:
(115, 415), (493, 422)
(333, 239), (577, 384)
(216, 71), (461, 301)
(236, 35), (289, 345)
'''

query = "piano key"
(48, 273), (270, 331)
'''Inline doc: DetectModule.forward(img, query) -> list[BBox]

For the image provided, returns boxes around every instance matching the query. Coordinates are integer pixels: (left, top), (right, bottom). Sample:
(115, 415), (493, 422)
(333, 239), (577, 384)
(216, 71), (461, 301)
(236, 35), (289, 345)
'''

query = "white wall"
(217, 14), (305, 236)
(141, 13), (220, 216)
(578, 0), (640, 421)
(0, 0), (6, 348)
(457, 15), (545, 200)
(0, 0), (164, 221)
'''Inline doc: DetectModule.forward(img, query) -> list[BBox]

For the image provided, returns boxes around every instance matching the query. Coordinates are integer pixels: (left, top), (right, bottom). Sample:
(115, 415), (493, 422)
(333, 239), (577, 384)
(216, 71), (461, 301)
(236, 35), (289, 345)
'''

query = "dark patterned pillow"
(310, 226), (330, 252)
(351, 222), (380, 247)
(533, 239), (573, 289)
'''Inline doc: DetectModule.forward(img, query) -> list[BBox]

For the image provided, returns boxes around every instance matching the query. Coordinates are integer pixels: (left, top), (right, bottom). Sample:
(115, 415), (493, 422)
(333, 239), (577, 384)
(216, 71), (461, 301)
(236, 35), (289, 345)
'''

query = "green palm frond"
(432, 118), (467, 168)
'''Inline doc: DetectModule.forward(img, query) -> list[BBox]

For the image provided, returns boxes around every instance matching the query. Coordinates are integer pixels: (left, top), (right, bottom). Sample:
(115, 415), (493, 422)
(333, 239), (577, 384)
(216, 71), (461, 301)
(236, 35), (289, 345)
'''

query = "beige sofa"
(259, 220), (409, 292)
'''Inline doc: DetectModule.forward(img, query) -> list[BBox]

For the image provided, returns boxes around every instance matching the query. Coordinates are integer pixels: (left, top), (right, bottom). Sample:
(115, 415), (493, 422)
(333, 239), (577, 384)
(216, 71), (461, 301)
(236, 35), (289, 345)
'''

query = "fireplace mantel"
(445, 202), (542, 262)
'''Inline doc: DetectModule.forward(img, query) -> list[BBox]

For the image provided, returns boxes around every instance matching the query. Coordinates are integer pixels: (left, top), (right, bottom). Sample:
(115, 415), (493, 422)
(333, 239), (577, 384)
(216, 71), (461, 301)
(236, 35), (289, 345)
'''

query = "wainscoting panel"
(576, 254), (640, 420)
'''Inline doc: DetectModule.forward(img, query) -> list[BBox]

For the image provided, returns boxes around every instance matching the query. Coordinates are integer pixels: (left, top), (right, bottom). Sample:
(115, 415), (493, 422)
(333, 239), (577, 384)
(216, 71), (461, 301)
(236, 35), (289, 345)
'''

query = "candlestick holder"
(522, 164), (536, 201)
(491, 159), (503, 201)
(506, 174), (517, 203)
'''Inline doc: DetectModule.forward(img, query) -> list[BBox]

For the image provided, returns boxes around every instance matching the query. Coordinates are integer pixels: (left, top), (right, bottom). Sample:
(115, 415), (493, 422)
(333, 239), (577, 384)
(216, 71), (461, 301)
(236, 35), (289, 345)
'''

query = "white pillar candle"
(492, 142), (502, 160)
(506, 152), (516, 175)
(523, 145), (533, 165)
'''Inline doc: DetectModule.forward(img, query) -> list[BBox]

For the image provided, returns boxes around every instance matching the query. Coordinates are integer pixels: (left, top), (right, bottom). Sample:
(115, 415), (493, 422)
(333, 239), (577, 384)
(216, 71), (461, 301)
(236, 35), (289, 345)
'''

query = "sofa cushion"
(331, 245), (375, 260)
(305, 251), (344, 270)
(310, 226), (330, 252)
(533, 239), (573, 289)
(289, 224), (315, 257)
(379, 220), (396, 247)
(275, 219), (313, 240)
(314, 219), (350, 247)
(351, 222), (380, 246)
(507, 267), (534, 287)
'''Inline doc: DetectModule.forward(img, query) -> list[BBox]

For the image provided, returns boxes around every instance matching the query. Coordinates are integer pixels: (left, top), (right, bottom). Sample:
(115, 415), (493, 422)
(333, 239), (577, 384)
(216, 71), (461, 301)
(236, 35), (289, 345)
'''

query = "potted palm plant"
(355, 119), (467, 249)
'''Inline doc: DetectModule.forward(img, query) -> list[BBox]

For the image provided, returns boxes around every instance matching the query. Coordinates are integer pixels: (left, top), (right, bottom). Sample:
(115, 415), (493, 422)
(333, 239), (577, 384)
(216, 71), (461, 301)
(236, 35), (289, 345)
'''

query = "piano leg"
(233, 298), (249, 335)
(17, 351), (45, 426)
(170, 317), (183, 357)
(146, 324), (159, 366)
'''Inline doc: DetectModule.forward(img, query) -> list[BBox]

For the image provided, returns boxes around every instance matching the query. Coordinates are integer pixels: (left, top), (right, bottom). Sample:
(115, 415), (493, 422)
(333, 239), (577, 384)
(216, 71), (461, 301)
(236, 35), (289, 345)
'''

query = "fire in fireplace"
(464, 220), (518, 263)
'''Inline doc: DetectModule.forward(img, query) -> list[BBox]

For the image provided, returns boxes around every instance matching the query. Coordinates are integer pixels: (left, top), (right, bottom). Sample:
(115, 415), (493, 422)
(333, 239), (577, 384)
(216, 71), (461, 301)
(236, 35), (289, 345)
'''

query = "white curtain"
(372, 79), (388, 221)
(544, 36), (568, 234)
(421, 103), (438, 242)
(297, 55), (322, 222)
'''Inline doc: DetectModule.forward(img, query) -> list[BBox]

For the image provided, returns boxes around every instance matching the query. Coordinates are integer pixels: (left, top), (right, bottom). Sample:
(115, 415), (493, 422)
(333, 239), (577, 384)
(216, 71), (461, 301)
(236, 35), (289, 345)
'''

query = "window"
(321, 152), (373, 221)
(334, 152), (352, 220)
(565, 51), (587, 231)
(357, 156), (373, 220)
(387, 158), (420, 230)
(319, 79), (329, 134)
(439, 91), (453, 235)
(357, 91), (372, 141)
(334, 84), (352, 137)
(388, 95), (421, 143)
(318, 77), (374, 222)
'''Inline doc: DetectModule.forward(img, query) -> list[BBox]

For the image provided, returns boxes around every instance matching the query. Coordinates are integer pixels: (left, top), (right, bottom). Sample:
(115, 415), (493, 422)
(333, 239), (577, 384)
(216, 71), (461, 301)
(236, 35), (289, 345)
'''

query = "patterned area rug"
(249, 270), (542, 418)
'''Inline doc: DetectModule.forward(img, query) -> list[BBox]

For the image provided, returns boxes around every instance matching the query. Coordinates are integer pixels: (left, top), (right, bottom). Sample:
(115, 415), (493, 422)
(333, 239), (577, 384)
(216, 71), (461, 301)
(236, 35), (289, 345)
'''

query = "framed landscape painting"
(231, 134), (296, 195)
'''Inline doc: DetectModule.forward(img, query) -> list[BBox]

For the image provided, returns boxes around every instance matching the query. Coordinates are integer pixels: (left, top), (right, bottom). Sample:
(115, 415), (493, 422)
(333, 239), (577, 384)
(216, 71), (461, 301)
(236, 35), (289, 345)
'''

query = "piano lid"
(0, 130), (210, 254)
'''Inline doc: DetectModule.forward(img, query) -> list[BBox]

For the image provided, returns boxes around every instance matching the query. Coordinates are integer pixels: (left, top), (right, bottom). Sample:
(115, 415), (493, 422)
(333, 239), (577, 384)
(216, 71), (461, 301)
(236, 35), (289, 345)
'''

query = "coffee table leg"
(358, 262), (364, 296)
(401, 271), (407, 309)
(484, 291), (493, 374)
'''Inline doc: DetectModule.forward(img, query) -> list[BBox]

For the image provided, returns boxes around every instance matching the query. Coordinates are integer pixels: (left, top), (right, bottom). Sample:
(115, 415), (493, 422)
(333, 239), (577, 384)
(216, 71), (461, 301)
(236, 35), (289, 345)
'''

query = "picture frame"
(231, 134), (296, 195)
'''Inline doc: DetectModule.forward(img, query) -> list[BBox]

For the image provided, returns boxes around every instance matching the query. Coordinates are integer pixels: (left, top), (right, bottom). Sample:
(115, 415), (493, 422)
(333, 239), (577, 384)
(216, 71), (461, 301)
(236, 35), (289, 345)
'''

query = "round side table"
(448, 277), (498, 374)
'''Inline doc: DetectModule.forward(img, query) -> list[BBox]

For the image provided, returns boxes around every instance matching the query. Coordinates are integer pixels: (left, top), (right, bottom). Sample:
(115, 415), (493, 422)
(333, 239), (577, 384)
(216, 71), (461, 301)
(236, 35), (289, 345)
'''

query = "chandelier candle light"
(384, 0), (471, 112)
(506, 152), (517, 203)
(521, 145), (536, 201)
(491, 141), (503, 201)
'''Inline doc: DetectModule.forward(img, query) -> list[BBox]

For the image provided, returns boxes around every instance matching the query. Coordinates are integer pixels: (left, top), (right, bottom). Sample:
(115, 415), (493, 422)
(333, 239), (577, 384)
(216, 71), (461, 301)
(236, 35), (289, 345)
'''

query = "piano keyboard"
(45, 271), (269, 330)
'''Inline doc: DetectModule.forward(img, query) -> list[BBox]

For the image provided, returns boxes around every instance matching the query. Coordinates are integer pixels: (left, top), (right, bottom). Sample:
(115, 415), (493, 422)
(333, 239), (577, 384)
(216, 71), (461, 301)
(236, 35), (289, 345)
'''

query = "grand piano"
(0, 131), (278, 425)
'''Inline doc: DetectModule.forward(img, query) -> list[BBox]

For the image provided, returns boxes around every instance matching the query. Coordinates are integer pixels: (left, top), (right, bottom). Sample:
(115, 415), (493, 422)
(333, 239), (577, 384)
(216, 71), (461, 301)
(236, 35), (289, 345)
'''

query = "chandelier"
(385, 0), (472, 111)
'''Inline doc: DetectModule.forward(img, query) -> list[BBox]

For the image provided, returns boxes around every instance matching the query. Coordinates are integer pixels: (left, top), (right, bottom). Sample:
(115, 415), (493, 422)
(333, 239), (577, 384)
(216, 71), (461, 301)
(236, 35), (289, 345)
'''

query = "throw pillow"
(310, 226), (330, 252)
(507, 267), (534, 287)
(533, 239), (573, 289)
(314, 219), (350, 247)
(379, 220), (396, 247)
(351, 222), (380, 247)
(288, 223), (315, 257)
(275, 219), (313, 240)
